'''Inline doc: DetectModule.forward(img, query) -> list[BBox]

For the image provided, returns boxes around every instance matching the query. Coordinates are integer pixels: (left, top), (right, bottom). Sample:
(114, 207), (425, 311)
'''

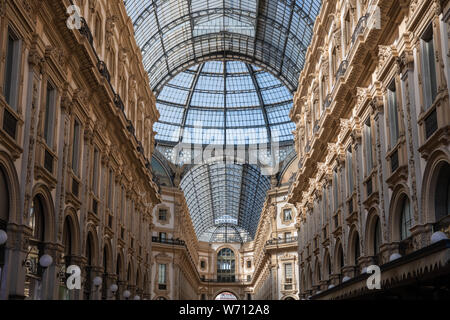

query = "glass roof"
(124, 0), (322, 94)
(154, 60), (295, 145)
(180, 162), (271, 242)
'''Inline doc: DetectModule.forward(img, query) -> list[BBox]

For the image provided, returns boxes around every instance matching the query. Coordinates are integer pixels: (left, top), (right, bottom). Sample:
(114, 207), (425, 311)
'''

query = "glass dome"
(154, 60), (295, 145)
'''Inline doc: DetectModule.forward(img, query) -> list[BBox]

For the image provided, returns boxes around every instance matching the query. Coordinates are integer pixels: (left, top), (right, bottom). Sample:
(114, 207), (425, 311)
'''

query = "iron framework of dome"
(124, 0), (322, 94)
(153, 60), (295, 146)
(180, 162), (271, 242)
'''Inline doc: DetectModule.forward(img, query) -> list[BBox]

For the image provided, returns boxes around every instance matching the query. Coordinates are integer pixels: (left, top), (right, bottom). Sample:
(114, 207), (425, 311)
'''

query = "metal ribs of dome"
(153, 60), (295, 145)
(180, 162), (271, 242)
(124, 0), (322, 94)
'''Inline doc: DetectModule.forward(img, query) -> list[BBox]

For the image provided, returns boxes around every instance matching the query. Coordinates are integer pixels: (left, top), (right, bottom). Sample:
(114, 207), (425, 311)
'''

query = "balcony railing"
(323, 94), (332, 109)
(351, 14), (368, 44)
(200, 276), (249, 283)
(335, 60), (348, 82)
(151, 236), (185, 246)
(266, 236), (298, 246)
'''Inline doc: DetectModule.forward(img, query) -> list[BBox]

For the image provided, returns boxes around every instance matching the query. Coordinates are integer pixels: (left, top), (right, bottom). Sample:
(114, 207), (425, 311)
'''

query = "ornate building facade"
(288, 0), (450, 299)
(0, 0), (449, 301)
(0, 0), (160, 300)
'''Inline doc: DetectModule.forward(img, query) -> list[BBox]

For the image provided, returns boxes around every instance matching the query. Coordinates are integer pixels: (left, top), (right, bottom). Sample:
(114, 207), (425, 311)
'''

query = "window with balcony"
(420, 24), (437, 110)
(3, 27), (21, 111)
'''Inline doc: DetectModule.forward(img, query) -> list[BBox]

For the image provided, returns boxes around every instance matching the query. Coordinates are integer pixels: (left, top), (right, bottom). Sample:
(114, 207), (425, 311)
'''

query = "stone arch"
(364, 208), (382, 257)
(213, 288), (240, 300)
(85, 226), (99, 267)
(389, 184), (412, 242)
(421, 149), (450, 225)
(322, 249), (332, 280)
(63, 208), (81, 256)
(102, 238), (113, 273)
(347, 225), (360, 267)
(31, 183), (56, 243)
(313, 258), (321, 286)
(0, 151), (19, 226)
(333, 239), (344, 274)
(116, 249), (125, 281)
(126, 258), (135, 286)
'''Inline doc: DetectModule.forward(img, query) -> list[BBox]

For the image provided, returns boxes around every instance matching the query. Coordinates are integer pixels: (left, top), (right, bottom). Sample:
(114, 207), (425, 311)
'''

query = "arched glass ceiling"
(154, 60), (295, 145)
(124, 0), (322, 94)
(180, 162), (271, 242)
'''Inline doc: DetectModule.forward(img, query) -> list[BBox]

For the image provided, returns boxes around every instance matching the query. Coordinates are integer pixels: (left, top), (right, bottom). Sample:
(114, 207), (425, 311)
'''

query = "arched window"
(374, 216), (382, 255)
(217, 248), (235, 282)
(434, 162), (450, 222)
(400, 196), (412, 240)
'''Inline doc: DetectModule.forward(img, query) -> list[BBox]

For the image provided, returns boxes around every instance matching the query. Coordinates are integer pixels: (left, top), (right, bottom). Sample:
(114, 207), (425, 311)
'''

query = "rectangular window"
(108, 169), (113, 209)
(92, 148), (99, 195)
(322, 186), (327, 222)
(3, 28), (21, 110)
(159, 209), (167, 221)
(333, 168), (339, 211)
(421, 25), (438, 110)
(95, 15), (102, 48)
(346, 147), (354, 196)
(364, 119), (373, 174)
(332, 48), (338, 77)
(387, 80), (400, 147)
(283, 208), (292, 221)
(44, 82), (56, 147)
(284, 232), (291, 241)
(284, 263), (292, 282)
(121, 186), (125, 221)
(72, 119), (81, 175)
(158, 264), (166, 285)
(247, 260), (251, 268)
(345, 12), (351, 47)
(159, 232), (166, 240)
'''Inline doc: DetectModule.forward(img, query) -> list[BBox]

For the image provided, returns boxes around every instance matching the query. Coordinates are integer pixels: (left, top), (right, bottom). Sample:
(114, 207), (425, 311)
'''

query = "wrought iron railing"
(335, 60), (348, 82)
(351, 14), (368, 44)
(151, 236), (185, 246)
(323, 94), (332, 109)
(266, 236), (298, 246)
